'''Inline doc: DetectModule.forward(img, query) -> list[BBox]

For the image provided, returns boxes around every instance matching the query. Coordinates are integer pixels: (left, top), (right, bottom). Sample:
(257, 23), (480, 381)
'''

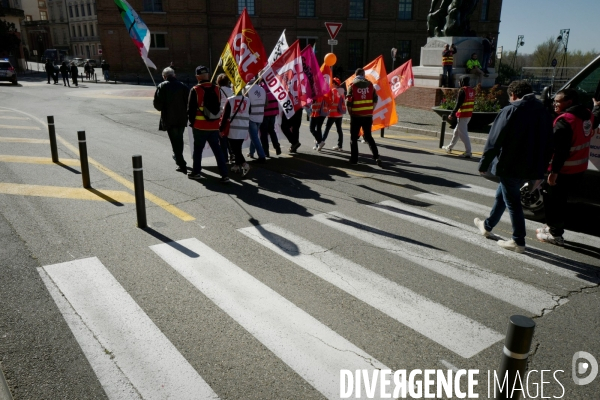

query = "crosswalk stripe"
(311, 212), (558, 314)
(39, 257), (219, 400)
(238, 224), (503, 358)
(415, 192), (600, 250)
(151, 238), (390, 399)
(371, 200), (591, 283)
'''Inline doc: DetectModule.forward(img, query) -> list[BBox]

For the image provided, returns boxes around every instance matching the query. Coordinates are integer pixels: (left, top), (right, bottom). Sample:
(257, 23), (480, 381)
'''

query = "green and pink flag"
(114, 0), (157, 69)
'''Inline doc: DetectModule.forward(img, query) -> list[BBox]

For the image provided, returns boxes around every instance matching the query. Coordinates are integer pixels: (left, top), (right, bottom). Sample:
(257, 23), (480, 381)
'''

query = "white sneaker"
(497, 239), (526, 253)
(442, 145), (452, 154)
(536, 225), (550, 234)
(473, 218), (491, 237)
(241, 162), (250, 177)
(312, 141), (318, 150)
(332, 145), (342, 151)
(360, 138), (366, 143)
(317, 141), (326, 151)
(536, 232), (565, 246)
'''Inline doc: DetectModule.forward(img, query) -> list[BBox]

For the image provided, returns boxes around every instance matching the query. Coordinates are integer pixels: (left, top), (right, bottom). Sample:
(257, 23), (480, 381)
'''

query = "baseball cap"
(195, 65), (209, 75)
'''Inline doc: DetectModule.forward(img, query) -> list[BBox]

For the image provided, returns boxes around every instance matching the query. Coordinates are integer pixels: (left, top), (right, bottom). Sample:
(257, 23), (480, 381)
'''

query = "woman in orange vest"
(309, 94), (330, 151)
(443, 76), (474, 158)
(322, 78), (346, 151)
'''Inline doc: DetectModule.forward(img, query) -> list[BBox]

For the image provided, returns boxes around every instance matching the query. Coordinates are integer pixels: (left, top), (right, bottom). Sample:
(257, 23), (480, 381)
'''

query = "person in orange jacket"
(322, 78), (346, 151)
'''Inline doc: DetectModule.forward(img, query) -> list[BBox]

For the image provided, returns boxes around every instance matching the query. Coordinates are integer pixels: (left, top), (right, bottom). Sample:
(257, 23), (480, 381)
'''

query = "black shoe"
(219, 177), (230, 184)
(289, 142), (301, 153)
(188, 172), (202, 180)
(375, 158), (382, 167)
(275, 147), (282, 155)
(175, 166), (187, 173)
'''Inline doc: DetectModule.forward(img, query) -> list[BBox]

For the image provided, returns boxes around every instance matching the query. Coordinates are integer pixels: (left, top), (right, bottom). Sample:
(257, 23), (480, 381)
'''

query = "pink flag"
(387, 59), (414, 98)
(300, 46), (329, 102)
(262, 40), (304, 118)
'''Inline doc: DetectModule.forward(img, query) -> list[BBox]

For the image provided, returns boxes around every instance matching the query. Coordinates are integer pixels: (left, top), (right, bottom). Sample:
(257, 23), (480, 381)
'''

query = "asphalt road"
(0, 75), (599, 400)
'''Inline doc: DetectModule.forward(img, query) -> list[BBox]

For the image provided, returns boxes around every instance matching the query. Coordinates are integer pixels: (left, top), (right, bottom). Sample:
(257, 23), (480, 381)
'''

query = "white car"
(0, 59), (18, 85)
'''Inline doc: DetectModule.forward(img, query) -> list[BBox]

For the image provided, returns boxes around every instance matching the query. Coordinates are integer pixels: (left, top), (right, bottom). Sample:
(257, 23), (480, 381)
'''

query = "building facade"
(67, 0), (101, 60)
(47, 0), (70, 53)
(0, 0), (26, 67)
(19, 0), (51, 62)
(96, 0), (502, 77)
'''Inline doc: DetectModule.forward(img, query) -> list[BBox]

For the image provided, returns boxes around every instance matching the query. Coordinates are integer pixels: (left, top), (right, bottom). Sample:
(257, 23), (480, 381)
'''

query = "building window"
(349, 0), (364, 19)
(40, 10), (47, 19)
(297, 37), (317, 53)
(238, 0), (254, 15)
(91, 44), (95, 54)
(299, 0), (315, 17)
(398, 0), (412, 20)
(80, 4), (85, 16)
(87, 3), (92, 15)
(72, 26), (75, 37)
(38, 1), (45, 8)
(78, 25), (82, 37)
(90, 24), (94, 36)
(69, 5), (73, 17)
(396, 40), (411, 62)
(84, 25), (88, 36)
(75, 5), (79, 17)
(150, 33), (167, 48)
(480, 0), (489, 21)
(143, 0), (163, 12)
(348, 39), (364, 70)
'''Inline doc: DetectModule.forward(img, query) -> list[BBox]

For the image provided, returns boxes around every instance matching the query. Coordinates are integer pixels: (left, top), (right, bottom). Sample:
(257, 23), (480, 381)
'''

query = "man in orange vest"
(443, 76), (474, 158)
(441, 43), (457, 88)
(346, 68), (382, 166)
(537, 89), (600, 245)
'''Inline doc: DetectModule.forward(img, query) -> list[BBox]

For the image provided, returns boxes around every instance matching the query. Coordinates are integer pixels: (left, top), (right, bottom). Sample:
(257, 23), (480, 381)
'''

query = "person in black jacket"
(153, 67), (190, 173)
(59, 61), (70, 87)
(45, 60), (57, 84)
(474, 80), (553, 253)
(70, 62), (79, 87)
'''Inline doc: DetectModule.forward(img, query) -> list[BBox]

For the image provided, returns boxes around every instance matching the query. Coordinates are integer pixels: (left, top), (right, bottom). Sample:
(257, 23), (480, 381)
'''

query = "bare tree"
(532, 37), (562, 67)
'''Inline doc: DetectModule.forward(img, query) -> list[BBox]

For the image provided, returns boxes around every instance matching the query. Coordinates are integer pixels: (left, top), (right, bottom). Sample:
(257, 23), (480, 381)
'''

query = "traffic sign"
(325, 22), (342, 40)
(327, 39), (338, 46)
(551, 58), (557, 67)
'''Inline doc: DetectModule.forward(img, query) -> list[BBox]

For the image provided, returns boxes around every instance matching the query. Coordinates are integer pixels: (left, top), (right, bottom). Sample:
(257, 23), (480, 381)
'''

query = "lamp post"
(511, 35), (525, 69)
(556, 29), (570, 80)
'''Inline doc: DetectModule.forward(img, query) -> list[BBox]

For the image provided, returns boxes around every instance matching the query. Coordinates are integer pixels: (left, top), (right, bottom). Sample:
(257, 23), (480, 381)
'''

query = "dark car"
(0, 59), (18, 85)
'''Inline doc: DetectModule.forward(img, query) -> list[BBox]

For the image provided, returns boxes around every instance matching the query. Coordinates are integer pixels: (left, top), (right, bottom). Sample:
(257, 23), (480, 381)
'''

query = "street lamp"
(511, 35), (524, 69)
(556, 29), (570, 75)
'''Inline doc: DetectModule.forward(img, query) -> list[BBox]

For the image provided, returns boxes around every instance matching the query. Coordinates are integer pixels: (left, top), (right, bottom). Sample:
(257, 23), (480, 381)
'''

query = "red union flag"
(220, 8), (267, 94)
(387, 60), (414, 98)
(262, 40), (305, 118)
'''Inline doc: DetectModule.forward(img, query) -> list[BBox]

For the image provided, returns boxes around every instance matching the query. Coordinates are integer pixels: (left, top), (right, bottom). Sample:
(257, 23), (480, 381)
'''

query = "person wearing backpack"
(187, 65), (229, 183)
(322, 78), (346, 151)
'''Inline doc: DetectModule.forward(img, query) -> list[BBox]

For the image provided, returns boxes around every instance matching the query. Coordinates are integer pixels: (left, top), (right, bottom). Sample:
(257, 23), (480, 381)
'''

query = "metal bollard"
(380, 128), (385, 138)
(495, 315), (536, 400)
(77, 131), (91, 188)
(132, 155), (147, 228)
(47, 116), (59, 162)
(439, 117), (447, 148)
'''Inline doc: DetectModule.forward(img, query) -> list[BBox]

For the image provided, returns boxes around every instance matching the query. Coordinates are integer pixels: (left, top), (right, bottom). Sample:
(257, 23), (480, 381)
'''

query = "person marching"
(309, 93), (330, 151)
(245, 77), (267, 163)
(259, 79), (282, 157)
(322, 77), (346, 151)
(346, 68), (382, 166)
(281, 108), (303, 153)
(216, 73), (234, 163)
(443, 76), (474, 158)
(187, 65), (229, 183)
(221, 90), (252, 177)
(441, 43), (457, 88)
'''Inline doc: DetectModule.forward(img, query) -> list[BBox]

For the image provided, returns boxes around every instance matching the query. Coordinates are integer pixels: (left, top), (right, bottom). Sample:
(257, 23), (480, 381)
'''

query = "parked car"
(71, 58), (85, 66)
(0, 59), (18, 85)
(84, 59), (97, 67)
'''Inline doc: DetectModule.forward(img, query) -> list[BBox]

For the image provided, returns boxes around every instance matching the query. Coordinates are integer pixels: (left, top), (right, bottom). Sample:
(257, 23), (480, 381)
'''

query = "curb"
(0, 363), (13, 400)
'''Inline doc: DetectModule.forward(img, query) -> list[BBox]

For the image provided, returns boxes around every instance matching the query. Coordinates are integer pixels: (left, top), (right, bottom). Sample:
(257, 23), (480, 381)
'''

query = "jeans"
(309, 116), (325, 143)
(442, 65), (453, 87)
(350, 116), (379, 163)
(447, 117), (472, 154)
(167, 127), (187, 168)
(191, 129), (228, 177)
(247, 120), (266, 158)
(323, 117), (343, 147)
(542, 172), (584, 237)
(103, 70), (110, 81)
(485, 177), (526, 246)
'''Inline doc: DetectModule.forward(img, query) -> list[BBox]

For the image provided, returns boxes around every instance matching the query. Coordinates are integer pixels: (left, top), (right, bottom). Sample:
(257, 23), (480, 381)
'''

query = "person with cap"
(221, 88), (252, 177)
(154, 66), (190, 173)
(441, 43), (457, 88)
(443, 75), (474, 158)
(187, 65), (229, 183)
(346, 68), (382, 166)
(258, 79), (282, 157)
(245, 76), (268, 163)
(216, 73), (234, 163)
(322, 77), (346, 151)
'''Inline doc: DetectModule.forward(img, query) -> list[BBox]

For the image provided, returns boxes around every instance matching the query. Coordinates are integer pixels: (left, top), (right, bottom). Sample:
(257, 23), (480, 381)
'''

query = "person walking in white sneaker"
(322, 78), (346, 151)
(474, 80), (553, 253)
(443, 76), (474, 158)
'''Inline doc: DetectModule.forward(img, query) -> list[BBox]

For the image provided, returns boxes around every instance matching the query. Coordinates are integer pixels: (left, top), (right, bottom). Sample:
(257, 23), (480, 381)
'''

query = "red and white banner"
(387, 59), (414, 98)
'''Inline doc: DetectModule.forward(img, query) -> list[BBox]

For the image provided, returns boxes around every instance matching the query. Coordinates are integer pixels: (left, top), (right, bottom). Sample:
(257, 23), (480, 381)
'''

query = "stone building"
(47, 0), (70, 54)
(66, 0), (101, 60)
(96, 0), (502, 77)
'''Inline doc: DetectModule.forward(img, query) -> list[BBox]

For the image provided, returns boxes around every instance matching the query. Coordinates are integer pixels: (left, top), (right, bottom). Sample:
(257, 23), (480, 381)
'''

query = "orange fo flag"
(220, 8), (267, 94)
(387, 59), (414, 98)
(320, 63), (333, 89)
(344, 55), (398, 131)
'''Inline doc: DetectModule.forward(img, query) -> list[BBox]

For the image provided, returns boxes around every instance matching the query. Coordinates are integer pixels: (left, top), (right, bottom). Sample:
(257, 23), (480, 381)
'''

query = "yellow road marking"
(0, 124), (41, 130)
(0, 183), (136, 203)
(0, 116), (29, 120)
(55, 135), (196, 221)
(0, 137), (49, 144)
(0, 155), (80, 165)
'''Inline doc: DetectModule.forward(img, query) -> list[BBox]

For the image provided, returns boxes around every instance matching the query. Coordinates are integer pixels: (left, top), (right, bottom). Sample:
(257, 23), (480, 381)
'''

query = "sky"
(497, 0), (598, 55)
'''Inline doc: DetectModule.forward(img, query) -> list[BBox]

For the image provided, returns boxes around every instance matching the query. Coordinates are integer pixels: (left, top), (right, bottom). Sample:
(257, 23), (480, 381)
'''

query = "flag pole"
(211, 59), (222, 83)
(145, 64), (157, 86)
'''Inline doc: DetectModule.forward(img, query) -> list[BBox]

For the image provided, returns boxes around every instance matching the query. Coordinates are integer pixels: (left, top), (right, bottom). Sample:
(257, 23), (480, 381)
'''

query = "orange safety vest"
(328, 89), (346, 118)
(442, 50), (454, 66)
(553, 112), (594, 174)
(348, 82), (375, 117)
(456, 87), (475, 118)
(311, 96), (329, 118)
(192, 83), (221, 130)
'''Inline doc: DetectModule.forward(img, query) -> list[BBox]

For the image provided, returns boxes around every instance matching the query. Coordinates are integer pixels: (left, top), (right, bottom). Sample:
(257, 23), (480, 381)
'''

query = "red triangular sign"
(325, 22), (342, 40)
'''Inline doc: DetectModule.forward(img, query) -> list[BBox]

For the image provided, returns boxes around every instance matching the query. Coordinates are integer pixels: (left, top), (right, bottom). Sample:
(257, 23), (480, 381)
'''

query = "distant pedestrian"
(481, 34), (494, 75)
(101, 60), (110, 81)
(187, 65), (229, 182)
(70, 62), (79, 87)
(45, 59), (56, 84)
(153, 66), (190, 173)
(84, 61), (91, 80)
(245, 77), (267, 162)
(216, 73), (234, 163)
(59, 61), (70, 87)
(441, 43), (457, 88)
(475, 80), (553, 253)
(258, 79), (281, 157)
(443, 76), (474, 158)
(537, 90), (600, 245)
(322, 77), (346, 151)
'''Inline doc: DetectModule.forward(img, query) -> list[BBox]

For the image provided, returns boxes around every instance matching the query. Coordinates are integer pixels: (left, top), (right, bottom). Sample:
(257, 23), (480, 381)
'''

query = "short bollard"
(439, 118), (447, 148)
(380, 128), (385, 138)
(47, 116), (59, 162)
(132, 155), (147, 228)
(496, 315), (536, 400)
(77, 131), (91, 188)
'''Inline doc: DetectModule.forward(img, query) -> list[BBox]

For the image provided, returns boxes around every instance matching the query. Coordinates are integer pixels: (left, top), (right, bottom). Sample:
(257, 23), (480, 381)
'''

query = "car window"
(564, 59), (600, 108)
(0, 62), (11, 68)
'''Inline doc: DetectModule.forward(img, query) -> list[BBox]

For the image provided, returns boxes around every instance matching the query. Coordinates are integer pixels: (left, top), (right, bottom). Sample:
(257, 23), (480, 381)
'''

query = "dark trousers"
(485, 177), (526, 246)
(167, 127), (187, 168)
(61, 73), (70, 87)
(542, 172), (584, 237)
(323, 117), (343, 147)
(349, 116), (379, 163)
(191, 129), (228, 177)
(281, 108), (303, 145)
(228, 138), (246, 166)
(46, 71), (53, 83)
(309, 116), (325, 143)
(259, 115), (280, 154)
(442, 65), (453, 87)
(220, 135), (232, 162)
(72, 75), (78, 86)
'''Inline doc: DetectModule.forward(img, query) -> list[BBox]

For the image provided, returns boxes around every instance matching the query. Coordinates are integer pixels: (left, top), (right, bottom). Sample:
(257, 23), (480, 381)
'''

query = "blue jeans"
(485, 177), (526, 246)
(103, 70), (109, 81)
(247, 121), (266, 158)
(192, 129), (228, 177)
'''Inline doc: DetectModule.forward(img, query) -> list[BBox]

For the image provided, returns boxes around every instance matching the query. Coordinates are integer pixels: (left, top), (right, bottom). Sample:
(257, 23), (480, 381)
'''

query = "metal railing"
(519, 67), (582, 93)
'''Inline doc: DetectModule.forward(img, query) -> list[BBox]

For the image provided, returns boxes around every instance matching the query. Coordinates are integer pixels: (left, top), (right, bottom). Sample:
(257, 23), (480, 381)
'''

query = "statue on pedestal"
(427, 0), (480, 37)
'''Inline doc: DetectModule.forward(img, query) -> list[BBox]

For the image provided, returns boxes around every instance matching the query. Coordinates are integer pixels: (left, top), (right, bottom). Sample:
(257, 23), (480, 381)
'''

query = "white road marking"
(457, 183), (498, 198)
(238, 224), (502, 358)
(311, 212), (558, 314)
(40, 257), (219, 400)
(151, 238), (390, 399)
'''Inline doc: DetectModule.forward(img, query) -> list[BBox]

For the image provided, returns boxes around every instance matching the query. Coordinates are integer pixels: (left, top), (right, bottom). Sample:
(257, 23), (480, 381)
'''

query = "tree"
(532, 37), (561, 67)
(0, 20), (21, 56)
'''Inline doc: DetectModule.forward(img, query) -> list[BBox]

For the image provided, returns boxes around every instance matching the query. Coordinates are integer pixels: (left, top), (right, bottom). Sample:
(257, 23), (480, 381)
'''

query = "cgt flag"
(220, 8), (267, 94)
(114, 0), (157, 69)
(387, 59), (414, 98)
(344, 55), (398, 131)
(301, 46), (329, 103)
